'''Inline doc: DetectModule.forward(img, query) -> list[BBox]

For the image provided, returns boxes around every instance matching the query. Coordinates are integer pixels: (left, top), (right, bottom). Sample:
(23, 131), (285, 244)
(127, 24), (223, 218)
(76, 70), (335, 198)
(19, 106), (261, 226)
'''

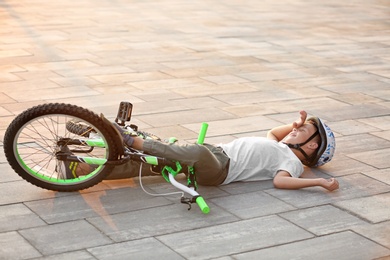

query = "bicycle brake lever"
(180, 197), (192, 211)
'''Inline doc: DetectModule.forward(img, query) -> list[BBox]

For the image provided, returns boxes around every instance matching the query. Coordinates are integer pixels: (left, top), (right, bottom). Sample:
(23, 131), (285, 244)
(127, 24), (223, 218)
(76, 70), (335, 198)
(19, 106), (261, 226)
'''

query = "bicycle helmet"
(284, 117), (335, 167)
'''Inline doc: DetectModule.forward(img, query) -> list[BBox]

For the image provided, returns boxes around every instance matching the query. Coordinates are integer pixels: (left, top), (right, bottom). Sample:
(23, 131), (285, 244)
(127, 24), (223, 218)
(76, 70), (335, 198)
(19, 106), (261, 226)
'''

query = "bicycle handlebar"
(197, 122), (208, 145)
(168, 173), (210, 214)
(195, 196), (210, 214)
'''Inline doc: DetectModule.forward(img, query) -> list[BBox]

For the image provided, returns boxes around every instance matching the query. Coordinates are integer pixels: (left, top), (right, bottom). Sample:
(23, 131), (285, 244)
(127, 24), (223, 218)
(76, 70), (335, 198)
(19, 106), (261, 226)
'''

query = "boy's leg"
(142, 140), (229, 186)
(104, 160), (156, 180)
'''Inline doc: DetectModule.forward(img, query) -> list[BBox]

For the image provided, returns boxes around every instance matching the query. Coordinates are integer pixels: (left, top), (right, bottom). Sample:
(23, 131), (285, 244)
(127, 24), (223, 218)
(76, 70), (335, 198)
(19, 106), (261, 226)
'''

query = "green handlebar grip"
(197, 122), (209, 145)
(196, 196), (210, 214)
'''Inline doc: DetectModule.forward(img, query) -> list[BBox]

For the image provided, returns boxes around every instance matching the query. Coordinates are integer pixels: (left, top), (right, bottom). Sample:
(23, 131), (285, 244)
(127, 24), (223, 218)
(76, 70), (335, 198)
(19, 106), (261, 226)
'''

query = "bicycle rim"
(12, 113), (111, 188)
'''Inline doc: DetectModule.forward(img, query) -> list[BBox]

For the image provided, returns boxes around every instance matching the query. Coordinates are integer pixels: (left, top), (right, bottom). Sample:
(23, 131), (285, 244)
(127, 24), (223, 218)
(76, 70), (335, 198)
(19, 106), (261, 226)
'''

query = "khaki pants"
(106, 139), (230, 186)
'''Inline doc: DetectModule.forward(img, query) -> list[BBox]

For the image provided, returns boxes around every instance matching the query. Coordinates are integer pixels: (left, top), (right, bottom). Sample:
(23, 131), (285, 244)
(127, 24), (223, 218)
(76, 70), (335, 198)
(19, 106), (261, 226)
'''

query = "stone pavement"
(0, 0), (390, 259)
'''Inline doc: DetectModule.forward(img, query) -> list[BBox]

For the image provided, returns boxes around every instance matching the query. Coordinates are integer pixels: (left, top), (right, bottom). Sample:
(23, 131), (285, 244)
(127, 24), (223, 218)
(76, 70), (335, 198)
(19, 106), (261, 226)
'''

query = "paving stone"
(331, 92), (385, 105)
(348, 148), (390, 169)
(49, 76), (101, 87)
(25, 188), (172, 224)
(362, 168), (390, 185)
(310, 103), (390, 121)
(353, 221), (390, 248)
(171, 83), (258, 98)
(0, 180), (59, 205)
(130, 77), (213, 91)
(139, 107), (236, 127)
(0, 106), (12, 117)
(19, 220), (112, 255)
(210, 191), (296, 219)
(201, 75), (249, 84)
(334, 193), (390, 223)
(0, 204), (46, 232)
(0, 79), (60, 93)
(0, 163), (23, 182)
(6, 86), (101, 102)
(358, 115), (390, 131)
(330, 119), (382, 135)
(90, 72), (173, 85)
(31, 250), (96, 260)
(88, 237), (184, 260)
(213, 88), (302, 105)
(280, 205), (369, 236)
(21, 60), (99, 72)
(261, 97), (349, 115)
(221, 104), (277, 117)
(156, 215), (313, 260)
(233, 231), (390, 260)
(0, 231), (42, 259)
(318, 154), (376, 177)
(218, 180), (275, 195)
(266, 173), (390, 208)
(239, 69), (315, 82)
(0, 178), (108, 206)
(321, 81), (387, 95)
(183, 115), (281, 136)
(336, 133), (390, 154)
(87, 203), (238, 242)
(0, 92), (15, 106)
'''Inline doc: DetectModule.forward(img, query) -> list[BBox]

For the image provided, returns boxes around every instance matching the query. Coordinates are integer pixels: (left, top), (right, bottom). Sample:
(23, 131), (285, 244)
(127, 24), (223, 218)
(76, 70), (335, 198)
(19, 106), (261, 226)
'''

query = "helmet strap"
(283, 129), (319, 163)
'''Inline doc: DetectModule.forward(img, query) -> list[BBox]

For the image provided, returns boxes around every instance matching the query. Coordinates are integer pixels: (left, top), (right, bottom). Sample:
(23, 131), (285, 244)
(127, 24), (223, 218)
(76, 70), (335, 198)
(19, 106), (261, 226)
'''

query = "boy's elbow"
(273, 177), (284, 189)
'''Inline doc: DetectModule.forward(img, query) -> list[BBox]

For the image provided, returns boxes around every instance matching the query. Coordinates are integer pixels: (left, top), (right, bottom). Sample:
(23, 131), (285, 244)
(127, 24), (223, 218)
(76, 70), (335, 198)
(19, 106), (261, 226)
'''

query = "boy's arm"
(273, 171), (339, 191)
(267, 110), (307, 141)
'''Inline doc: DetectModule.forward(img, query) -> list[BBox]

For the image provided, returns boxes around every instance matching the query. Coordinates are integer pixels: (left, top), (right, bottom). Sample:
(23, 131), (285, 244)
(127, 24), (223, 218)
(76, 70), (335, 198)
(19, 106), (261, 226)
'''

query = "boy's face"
(282, 123), (317, 145)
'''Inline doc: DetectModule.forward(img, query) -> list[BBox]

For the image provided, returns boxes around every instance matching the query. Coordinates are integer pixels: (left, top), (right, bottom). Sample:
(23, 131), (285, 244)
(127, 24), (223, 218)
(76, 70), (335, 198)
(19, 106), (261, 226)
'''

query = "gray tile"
(310, 103), (390, 121)
(25, 188), (172, 224)
(353, 221), (390, 248)
(372, 130), (390, 141)
(0, 204), (46, 232)
(362, 169), (390, 185)
(334, 193), (390, 223)
(139, 107), (236, 127)
(233, 231), (390, 260)
(88, 237), (184, 260)
(213, 89), (301, 105)
(7, 86), (101, 102)
(280, 205), (369, 236)
(183, 115), (281, 137)
(0, 180), (60, 205)
(19, 220), (112, 255)
(336, 133), (390, 154)
(87, 203), (238, 242)
(0, 231), (42, 259)
(358, 115), (390, 131)
(210, 191), (296, 219)
(0, 163), (23, 182)
(330, 119), (382, 135)
(317, 154), (376, 177)
(218, 180), (275, 195)
(266, 173), (390, 208)
(157, 215), (313, 260)
(32, 251), (96, 260)
(348, 148), (390, 169)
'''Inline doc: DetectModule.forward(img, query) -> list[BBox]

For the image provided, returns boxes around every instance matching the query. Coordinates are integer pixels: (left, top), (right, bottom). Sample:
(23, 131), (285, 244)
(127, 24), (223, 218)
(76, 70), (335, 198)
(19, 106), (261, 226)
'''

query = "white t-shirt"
(220, 137), (304, 185)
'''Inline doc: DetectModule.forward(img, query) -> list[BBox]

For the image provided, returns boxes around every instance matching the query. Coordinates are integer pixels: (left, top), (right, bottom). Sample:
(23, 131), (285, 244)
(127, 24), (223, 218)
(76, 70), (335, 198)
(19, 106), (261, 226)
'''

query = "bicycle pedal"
(115, 101), (133, 126)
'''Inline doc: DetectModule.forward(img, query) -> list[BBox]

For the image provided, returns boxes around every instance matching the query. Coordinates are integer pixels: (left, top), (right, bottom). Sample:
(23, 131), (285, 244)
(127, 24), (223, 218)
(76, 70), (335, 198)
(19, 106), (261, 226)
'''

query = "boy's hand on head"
(293, 110), (307, 129)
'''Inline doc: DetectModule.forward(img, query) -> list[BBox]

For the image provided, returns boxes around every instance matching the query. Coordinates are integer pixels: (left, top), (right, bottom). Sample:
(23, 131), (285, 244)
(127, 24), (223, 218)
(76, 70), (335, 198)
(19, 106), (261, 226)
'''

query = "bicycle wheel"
(3, 103), (120, 192)
(67, 120), (161, 141)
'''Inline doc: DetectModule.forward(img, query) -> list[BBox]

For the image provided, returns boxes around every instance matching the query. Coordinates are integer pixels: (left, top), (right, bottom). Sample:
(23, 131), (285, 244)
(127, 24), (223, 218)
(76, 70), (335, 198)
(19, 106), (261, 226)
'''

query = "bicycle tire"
(3, 103), (120, 192)
(67, 120), (161, 141)
(66, 120), (96, 137)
